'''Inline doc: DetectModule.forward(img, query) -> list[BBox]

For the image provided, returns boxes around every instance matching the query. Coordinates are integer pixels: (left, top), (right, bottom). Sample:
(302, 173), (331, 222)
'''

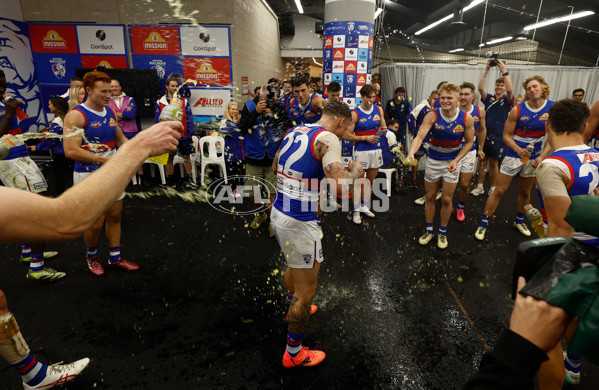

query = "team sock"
(565, 351), (583, 373)
(86, 244), (98, 260)
(315, 214), (322, 228)
(21, 243), (31, 259)
(286, 330), (304, 357)
(426, 222), (433, 234)
(109, 246), (121, 263)
(287, 294), (293, 304)
(29, 253), (44, 272)
(438, 225), (447, 236)
(12, 354), (48, 387)
(515, 212), (525, 225)
(457, 201), (465, 210)
(480, 214), (489, 228)
(475, 183), (483, 189)
(489, 186), (496, 192)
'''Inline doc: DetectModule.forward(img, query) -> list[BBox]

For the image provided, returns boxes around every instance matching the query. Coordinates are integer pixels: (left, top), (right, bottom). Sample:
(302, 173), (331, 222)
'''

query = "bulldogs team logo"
(346, 75), (354, 84)
(199, 32), (210, 42)
(95, 30), (106, 41)
(347, 22), (355, 33)
(50, 57), (66, 79)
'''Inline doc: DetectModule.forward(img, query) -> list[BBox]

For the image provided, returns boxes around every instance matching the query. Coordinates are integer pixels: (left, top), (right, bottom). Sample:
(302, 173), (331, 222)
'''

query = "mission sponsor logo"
(333, 49), (344, 60)
(42, 30), (67, 49)
(144, 32), (168, 50)
(539, 113), (549, 121)
(109, 118), (117, 127)
(97, 60), (113, 69)
(196, 63), (219, 80)
(453, 124), (465, 133)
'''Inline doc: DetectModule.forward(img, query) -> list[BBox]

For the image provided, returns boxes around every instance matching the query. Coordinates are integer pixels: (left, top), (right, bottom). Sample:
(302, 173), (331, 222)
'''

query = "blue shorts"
(483, 136), (506, 161)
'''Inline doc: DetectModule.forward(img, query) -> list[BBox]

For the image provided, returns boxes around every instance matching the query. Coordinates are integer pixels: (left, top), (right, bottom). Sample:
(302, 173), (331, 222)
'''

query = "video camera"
(265, 84), (278, 110)
(485, 51), (500, 67)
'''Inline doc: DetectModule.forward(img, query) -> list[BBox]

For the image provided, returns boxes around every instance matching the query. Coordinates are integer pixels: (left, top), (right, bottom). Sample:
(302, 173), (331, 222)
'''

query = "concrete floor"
(1, 171), (597, 389)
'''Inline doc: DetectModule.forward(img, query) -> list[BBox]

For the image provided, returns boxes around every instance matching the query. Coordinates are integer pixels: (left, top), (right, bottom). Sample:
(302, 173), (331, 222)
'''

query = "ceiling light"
(479, 43), (485, 47)
(375, 8), (383, 19)
(294, 0), (304, 14)
(486, 36), (513, 45)
(449, 48), (464, 53)
(524, 10), (594, 31)
(415, 0), (485, 35)
(516, 36), (527, 40)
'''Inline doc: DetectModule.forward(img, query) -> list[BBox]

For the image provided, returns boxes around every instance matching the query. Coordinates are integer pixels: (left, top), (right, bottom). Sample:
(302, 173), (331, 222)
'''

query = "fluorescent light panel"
(375, 8), (383, 19)
(294, 0), (304, 14)
(415, 0), (485, 35)
(449, 48), (464, 53)
(524, 10), (594, 31)
(486, 36), (512, 45)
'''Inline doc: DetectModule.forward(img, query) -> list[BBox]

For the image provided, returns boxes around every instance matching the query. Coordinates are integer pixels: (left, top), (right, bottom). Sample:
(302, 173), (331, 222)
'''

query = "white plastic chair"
(199, 135), (227, 185)
(379, 168), (398, 197)
(132, 159), (167, 185)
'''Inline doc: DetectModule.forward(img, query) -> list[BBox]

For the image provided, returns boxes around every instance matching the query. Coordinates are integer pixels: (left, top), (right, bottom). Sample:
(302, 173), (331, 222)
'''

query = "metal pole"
(527, 0), (543, 63)
(558, 7), (574, 65)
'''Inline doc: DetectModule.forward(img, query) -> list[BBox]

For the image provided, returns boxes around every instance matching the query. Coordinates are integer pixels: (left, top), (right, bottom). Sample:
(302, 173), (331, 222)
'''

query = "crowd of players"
(1, 60), (599, 388)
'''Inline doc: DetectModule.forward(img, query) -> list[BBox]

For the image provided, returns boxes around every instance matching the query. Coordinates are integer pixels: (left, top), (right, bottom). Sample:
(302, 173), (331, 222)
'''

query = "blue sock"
(316, 214), (322, 227)
(86, 244), (98, 259)
(21, 243), (31, 259)
(439, 225), (447, 236)
(109, 246), (121, 263)
(29, 253), (44, 272)
(287, 294), (293, 304)
(565, 351), (583, 373)
(426, 223), (433, 234)
(458, 201), (465, 210)
(286, 330), (304, 357)
(480, 214), (489, 228)
(515, 212), (525, 224)
(12, 354), (48, 387)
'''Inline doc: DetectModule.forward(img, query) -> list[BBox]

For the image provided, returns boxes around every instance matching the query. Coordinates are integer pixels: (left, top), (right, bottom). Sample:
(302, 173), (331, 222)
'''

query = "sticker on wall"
(180, 26), (230, 57)
(183, 57), (231, 86)
(29, 24), (79, 53)
(76, 25), (126, 55)
(130, 26), (180, 55)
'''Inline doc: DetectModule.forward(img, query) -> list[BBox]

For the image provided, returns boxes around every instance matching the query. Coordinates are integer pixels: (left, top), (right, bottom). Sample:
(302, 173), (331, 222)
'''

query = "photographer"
(239, 84), (293, 232)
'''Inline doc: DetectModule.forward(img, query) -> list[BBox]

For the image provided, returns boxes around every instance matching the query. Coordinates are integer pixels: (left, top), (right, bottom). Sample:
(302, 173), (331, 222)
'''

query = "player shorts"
(483, 136), (506, 161)
(73, 171), (126, 201)
(499, 156), (536, 178)
(459, 150), (477, 174)
(0, 156), (48, 193)
(270, 207), (324, 269)
(424, 157), (460, 184)
(245, 163), (276, 196)
(355, 149), (383, 169)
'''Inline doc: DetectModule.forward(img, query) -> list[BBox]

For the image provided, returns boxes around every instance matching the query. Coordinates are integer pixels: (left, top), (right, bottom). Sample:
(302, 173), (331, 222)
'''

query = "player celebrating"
(64, 70), (139, 276)
(407, 83), (474, 249)
(455, 82), (487, 221)
(474, 76), (554, 241)
(271, 100), (364, 368)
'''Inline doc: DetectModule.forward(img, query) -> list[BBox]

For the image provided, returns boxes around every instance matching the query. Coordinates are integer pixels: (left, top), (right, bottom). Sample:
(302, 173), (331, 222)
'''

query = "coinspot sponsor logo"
(206, 176), (276, 215)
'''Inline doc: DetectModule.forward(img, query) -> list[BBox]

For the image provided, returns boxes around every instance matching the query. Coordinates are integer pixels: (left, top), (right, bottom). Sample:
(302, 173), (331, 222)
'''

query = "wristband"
(502, 72), (509, 76)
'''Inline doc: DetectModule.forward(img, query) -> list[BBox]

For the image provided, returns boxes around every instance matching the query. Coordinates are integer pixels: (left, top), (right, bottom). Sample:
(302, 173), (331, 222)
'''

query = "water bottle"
(520, 143), (535, 163)
(0, 135), (16, 160)
(524, 203), (545, 238)
(149, 89), (185, 165)
(3, 95), (28, 121)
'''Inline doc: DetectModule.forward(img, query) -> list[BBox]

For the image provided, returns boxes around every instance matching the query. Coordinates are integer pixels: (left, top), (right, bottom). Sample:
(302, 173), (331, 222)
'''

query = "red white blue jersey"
(428, 108), (467, 161)
(72, 104), (118, 173)
(541, 145), (599, 246)
(506, 100), (554, 159)
(353, 105), (383, 152)
(0, 100), (28, 160)
(273, 124), (327, 221)
(288, 95), (322, 125)
(466, 106), (481, 152)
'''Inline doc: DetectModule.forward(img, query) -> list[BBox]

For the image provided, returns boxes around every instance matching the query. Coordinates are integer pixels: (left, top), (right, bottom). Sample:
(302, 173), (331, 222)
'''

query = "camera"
(265, 84), (278, 110)
(485, 51), (500, 67)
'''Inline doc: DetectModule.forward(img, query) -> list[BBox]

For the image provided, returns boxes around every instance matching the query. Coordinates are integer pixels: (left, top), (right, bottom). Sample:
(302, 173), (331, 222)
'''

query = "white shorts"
(73, 171), (126, 201)
(0, 157), (47, 193)
(355, 149), (383, 169)
(459, 150), (477, 174)
(270, 207), (324, 269)
(499, 156), (536, 178)
(424, 157), (460, 184)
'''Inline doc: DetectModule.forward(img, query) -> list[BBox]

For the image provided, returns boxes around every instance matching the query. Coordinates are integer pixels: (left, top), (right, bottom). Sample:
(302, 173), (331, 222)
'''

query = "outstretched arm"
(0, 122), (182, 243)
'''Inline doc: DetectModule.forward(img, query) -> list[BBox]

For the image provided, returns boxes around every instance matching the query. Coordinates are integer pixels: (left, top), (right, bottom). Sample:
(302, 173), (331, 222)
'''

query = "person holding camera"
(472, 59), (514, 197)
(238, 84), (293, 232)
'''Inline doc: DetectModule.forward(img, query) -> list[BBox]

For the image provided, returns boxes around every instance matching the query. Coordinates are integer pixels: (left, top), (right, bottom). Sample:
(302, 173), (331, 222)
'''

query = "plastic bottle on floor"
(524, 203), (545, 238)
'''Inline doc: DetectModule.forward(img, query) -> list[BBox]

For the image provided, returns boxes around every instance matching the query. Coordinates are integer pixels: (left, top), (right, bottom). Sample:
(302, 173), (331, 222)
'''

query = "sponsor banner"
(357, 61), (368, 74)
(333, 35), (345, 48)
(29, 24), (78, 53)
(345, 48), (358, 61)
(357, 74), (367, 86)
(344, 97), (355, 109)
(131, 55), (184, 87)
(81, 55), (128, 69)
(345, 74), (356, 86)
(32, 53), (82, 83)
(323, 21), (374, 36)
(76, 25), (126, 55)
(324, 36), (333, 49)
(333, 48), (344, 61)
(358, 48), (369, 62)
(242, 77), (249, 95)
(188, 87), (231, 117)
(345, 61), (357, 73)
(332, 73), (343, 84)
(346, 35), (359, 48)
(130, 26), (180, 55)
(183, 57), (231, 86)
(344, 85), (356, 97)
(324, 73), (332, 84)
(180, 25), (230, 57)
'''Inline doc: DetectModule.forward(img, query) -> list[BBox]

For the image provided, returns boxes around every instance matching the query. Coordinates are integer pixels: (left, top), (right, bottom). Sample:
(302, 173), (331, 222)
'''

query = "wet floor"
(1, 171), (597, 389)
